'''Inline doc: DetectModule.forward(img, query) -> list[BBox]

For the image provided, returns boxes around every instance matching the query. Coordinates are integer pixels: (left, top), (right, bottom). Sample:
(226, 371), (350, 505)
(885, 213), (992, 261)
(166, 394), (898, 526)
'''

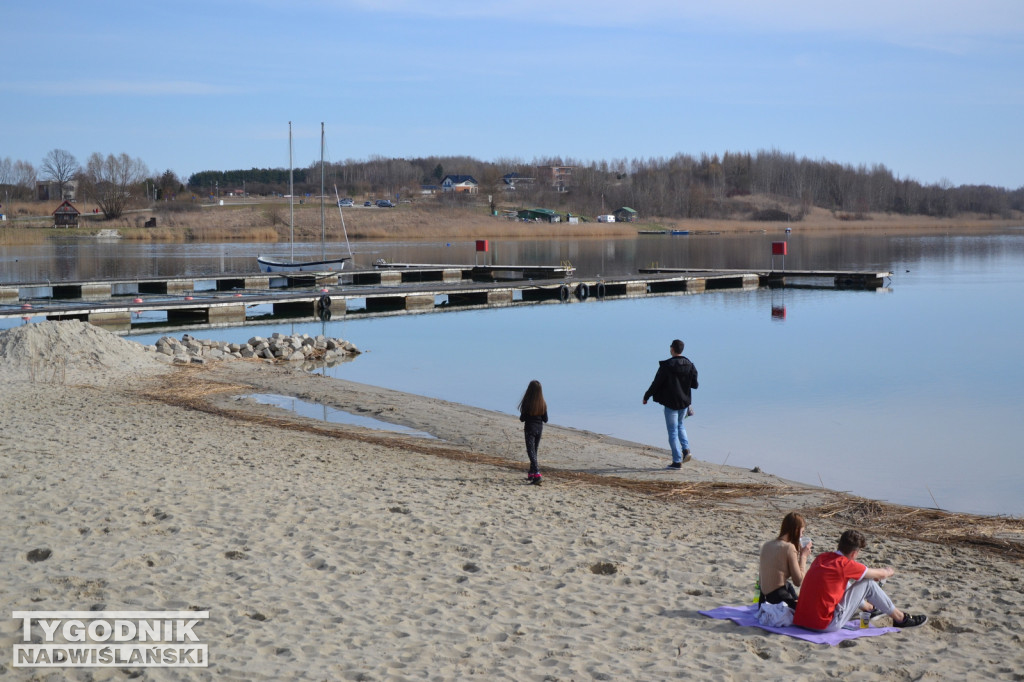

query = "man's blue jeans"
(663, 406), (689, 463)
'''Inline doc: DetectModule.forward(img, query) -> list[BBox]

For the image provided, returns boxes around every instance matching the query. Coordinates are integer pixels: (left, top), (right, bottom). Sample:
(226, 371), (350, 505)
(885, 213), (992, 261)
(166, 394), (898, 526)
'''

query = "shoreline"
(206, 362), (1024, 536)
(2, 198), (1021, 244)
(2, 322), (1023, 679)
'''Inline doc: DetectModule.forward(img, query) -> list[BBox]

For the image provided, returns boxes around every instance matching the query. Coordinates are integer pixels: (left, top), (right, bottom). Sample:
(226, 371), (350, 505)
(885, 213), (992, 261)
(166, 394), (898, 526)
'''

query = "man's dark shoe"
(667, 462), (682, 469)
(893, 613), (927, 629)
(682, 449), (692, 463)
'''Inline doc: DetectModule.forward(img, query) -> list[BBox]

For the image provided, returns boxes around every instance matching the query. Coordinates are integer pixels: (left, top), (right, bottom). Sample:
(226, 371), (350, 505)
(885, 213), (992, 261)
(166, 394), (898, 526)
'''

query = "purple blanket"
(699, 604), (900, 646)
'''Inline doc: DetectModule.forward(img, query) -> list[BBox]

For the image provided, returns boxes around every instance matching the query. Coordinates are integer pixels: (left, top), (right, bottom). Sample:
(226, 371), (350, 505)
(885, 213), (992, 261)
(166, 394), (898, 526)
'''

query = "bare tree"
(0, 157), (12, 187)
(477, 165), (505, 211)
(79, 152), (149, 219)
(41, 149), (80, 200)
(0, 157), (13, 204)
(13, 160), (37, 200)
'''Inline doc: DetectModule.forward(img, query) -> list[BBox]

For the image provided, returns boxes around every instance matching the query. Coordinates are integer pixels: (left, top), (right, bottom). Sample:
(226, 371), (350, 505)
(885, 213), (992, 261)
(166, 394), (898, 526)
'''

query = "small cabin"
(613, 206), (638, 223)
(517, 208), (561, 223)
(53, 200), (81, 228)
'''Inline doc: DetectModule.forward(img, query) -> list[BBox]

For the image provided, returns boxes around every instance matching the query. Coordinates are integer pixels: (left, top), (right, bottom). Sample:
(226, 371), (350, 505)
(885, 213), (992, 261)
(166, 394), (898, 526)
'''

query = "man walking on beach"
(643, 339), (698, 468)
(793, 529), (927, 631)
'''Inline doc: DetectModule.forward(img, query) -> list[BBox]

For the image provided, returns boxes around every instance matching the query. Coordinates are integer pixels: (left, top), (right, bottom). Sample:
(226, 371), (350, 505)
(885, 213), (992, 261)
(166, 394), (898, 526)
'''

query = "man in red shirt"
(793, 530), (927, 631)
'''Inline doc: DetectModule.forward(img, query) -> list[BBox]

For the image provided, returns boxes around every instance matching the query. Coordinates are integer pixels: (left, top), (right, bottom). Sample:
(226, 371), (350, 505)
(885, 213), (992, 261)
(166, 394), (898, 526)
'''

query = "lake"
(3, 229), (1023, 517)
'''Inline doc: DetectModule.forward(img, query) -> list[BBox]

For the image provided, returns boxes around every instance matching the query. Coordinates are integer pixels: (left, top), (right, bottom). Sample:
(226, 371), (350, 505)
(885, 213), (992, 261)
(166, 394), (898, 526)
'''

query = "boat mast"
(334, 185), (354, 260)
(288, 121), (294, 262)
(320, 122), (326, 260)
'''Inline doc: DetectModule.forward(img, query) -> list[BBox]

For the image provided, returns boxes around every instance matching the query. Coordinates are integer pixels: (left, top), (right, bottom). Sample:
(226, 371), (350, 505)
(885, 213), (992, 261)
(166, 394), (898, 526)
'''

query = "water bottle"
(753, 577), (760, 604)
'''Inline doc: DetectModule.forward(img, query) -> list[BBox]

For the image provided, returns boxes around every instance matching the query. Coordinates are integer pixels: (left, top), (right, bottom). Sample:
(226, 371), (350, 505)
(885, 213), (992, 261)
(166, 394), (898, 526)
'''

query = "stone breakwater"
(147, 332), (361, 367)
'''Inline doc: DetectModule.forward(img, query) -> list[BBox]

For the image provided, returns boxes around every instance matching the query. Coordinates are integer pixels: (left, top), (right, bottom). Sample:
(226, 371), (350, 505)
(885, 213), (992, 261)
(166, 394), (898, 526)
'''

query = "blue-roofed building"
(441, 175), (479, 194)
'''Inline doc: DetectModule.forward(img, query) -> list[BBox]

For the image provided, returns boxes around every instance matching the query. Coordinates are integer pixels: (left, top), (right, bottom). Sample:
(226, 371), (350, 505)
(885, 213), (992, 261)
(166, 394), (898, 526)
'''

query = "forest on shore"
(6, 148), (1022, 225)
(186, 149), (1024, 223)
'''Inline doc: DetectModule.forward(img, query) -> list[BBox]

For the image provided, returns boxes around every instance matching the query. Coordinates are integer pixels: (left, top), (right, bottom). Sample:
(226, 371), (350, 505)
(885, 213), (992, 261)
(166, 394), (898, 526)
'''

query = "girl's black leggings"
(524, 422), (543, 475)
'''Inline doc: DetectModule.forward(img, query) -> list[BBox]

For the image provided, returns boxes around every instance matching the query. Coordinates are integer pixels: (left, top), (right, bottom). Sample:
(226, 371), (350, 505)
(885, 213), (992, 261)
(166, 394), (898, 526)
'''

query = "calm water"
(3, 230), (1023, 517)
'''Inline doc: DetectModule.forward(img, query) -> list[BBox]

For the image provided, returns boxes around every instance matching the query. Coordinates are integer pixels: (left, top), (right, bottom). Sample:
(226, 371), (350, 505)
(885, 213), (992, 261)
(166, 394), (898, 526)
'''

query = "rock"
(27, 548), (53, 562)
(139, 331), (359, 367)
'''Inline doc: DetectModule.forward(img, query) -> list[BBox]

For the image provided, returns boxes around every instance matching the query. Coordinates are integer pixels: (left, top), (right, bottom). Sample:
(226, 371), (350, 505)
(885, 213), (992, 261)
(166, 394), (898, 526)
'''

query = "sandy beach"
(1, 321), (1022, 680)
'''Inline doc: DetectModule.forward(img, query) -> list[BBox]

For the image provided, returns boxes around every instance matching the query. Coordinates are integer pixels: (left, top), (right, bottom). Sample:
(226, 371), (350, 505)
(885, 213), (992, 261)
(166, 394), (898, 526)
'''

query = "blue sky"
(5, 0), (1023, 188)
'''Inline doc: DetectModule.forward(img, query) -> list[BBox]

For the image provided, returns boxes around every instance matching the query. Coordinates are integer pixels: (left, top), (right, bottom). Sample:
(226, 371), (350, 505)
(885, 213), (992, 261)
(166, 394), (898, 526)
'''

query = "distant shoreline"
(2, 197), (1021, 244)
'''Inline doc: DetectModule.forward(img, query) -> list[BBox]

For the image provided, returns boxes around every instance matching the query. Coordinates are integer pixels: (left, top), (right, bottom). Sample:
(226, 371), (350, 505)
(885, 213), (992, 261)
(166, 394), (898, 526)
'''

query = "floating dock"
(0, 264), (576, 303)
(639, 267), (891, 289)
(0, 265), (891, 333)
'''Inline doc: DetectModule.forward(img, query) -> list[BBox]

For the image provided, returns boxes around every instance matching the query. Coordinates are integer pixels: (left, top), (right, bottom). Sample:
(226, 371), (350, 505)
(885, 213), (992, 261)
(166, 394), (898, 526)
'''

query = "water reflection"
(10, 231), (1024, 284)
(244, 393), (436, 439)
(5, 229), (1023, 285)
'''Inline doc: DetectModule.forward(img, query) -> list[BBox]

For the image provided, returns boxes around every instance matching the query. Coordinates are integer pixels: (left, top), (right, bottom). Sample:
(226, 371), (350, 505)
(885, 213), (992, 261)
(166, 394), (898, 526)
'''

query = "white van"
(597, 214), (616, 223)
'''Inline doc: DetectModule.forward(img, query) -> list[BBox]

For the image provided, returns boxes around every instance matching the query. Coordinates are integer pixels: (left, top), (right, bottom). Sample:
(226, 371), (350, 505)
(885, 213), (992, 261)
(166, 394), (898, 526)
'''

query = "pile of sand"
(0, 320), (166, 384)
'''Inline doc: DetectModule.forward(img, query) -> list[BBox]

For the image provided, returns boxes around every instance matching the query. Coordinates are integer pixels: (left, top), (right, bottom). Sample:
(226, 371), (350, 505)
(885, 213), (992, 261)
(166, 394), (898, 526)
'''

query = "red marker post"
(771, 241), (787, 272)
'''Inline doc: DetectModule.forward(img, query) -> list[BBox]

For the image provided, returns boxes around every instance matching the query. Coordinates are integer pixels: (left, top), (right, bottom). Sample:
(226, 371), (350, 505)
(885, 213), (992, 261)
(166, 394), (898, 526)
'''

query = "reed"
(119, 225), (280, 242)
(0, 227), (48, 246)
(0, 197), (1019, 246)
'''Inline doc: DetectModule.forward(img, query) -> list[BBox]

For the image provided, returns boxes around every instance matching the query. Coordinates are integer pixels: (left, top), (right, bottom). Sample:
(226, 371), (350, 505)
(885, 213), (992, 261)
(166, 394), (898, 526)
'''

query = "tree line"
(3, 148), (1022, 221)
(187, 150), (1024, 220)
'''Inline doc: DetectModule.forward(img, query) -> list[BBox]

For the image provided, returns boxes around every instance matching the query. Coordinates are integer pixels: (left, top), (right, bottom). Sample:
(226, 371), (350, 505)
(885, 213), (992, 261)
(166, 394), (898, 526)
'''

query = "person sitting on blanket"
(793, 529), (927, 631)
(758, 512), (812, 609)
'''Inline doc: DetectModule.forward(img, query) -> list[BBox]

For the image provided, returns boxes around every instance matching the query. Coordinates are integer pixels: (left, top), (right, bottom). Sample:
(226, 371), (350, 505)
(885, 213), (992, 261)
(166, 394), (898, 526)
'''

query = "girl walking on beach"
(518, 380), (548, 486)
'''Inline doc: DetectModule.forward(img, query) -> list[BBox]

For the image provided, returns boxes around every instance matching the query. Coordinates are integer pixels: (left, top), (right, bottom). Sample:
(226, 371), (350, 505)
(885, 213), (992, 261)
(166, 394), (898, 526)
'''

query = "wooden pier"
(0, 264), (577, 304)
(0, 265), (890, 333)
(639, 267), (891, 289)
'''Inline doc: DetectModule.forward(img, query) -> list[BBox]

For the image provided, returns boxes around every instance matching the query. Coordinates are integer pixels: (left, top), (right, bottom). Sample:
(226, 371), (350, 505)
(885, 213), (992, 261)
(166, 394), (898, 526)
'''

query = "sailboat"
(257, 122), (352, 273)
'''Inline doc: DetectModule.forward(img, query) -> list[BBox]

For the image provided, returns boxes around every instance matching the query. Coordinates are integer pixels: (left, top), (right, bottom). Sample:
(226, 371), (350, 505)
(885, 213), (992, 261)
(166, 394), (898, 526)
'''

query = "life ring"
(319, 308), (332, 322)
(596, 282), (606, 299)
(574, 283), (590, 300)
(559, 284), (570, 302)
(319, 294), (332, 309)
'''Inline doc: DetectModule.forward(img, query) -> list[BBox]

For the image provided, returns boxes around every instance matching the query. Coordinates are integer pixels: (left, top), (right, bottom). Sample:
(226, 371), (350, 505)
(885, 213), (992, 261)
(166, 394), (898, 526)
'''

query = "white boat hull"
(257, 256), (349, 273)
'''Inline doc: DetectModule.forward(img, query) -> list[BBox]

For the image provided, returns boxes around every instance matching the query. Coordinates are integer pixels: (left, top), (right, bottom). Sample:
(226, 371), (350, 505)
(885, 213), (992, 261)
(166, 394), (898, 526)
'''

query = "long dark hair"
(518, 379), (547, 416)
(778, 512), (805, 552)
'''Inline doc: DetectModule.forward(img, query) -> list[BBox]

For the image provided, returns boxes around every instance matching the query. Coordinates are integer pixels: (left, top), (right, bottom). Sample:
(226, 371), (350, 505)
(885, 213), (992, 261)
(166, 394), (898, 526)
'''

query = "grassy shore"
(2, 197), (1021, 245)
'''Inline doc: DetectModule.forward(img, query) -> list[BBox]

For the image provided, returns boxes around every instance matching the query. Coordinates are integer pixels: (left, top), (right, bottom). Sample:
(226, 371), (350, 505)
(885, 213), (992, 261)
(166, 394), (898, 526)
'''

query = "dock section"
(0, 265), (888, 333)
(0, 264), (577, 303)
(639, 267), (891, 289)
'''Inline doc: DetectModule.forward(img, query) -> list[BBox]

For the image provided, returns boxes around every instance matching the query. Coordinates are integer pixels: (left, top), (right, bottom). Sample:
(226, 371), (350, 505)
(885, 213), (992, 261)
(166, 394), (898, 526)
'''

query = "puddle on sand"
(243, 394), (437, 439)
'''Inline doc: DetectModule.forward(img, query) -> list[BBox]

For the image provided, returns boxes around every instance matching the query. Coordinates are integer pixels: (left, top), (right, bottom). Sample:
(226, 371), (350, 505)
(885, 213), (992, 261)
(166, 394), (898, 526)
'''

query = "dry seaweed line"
(803, 498), (1024, 560)
(139, 366), (1024, 561)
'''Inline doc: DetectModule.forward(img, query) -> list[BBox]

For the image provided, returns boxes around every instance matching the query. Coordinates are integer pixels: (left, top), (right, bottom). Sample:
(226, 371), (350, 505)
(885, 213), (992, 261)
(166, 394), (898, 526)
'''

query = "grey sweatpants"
(823, 579), (897, 632)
